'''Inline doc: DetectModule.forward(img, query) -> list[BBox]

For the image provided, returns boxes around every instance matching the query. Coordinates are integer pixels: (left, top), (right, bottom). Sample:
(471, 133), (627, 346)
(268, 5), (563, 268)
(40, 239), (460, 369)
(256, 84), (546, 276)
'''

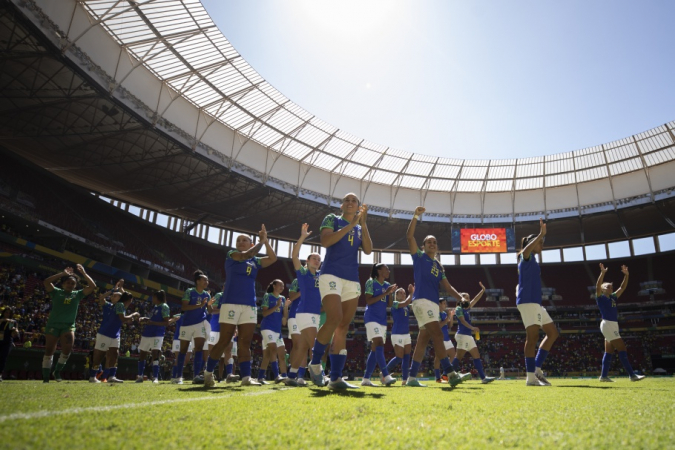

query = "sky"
(201, 0), (675, 161)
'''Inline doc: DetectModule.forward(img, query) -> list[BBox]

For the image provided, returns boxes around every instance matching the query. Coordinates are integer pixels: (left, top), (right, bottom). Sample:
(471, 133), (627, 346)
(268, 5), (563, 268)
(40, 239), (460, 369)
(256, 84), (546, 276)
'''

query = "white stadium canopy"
(18, 0), (675, 222)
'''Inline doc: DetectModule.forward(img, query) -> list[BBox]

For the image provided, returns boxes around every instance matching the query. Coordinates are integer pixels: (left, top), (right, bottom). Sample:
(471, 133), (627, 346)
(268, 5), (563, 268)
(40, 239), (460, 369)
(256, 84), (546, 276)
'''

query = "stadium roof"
(1, 0), (674, 250)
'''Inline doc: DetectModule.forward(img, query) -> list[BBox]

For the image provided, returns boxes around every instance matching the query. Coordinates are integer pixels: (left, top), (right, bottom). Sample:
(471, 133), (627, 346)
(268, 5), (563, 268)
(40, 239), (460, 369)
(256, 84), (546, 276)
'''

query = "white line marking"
(0, 388), (290, 423)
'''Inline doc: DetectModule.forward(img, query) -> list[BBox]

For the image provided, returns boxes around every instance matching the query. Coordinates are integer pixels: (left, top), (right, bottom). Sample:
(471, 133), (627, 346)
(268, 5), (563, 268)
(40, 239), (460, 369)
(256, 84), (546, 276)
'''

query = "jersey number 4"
(348, 234), (354, 246)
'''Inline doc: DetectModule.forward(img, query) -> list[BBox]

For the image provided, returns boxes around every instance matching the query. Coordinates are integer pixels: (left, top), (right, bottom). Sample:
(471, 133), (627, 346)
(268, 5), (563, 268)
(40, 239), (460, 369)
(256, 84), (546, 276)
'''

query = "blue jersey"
(98, 301), (125, 339)
(440, 310), (450, 341)
(390, 303), (410, 335)
(173, 315), (183, 340)
(364, 279), (390, 326)
(319, 214), (362, 282)
(411, 249), (447, 304)
(455, 305), (472, 336)
(223, 250), (262, 306)
(182, 288), (210, 326)
(210, 293), (223, 332)
(142, 303), (170, 338)
(517, 254), (541, 305)
(288, 279), (300, 319)
(260, 293), (285, 333)
(596, 293), (618, 322)
(296, 267), (322, 315)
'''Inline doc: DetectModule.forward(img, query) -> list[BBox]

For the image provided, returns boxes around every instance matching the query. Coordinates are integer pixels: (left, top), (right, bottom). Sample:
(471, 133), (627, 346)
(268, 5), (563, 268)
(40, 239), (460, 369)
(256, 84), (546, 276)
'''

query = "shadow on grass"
(556, 385), (615, 389)
(440, 386), (484, 392)
(309, 389), (386, 399)
(177, 386), (244, 394)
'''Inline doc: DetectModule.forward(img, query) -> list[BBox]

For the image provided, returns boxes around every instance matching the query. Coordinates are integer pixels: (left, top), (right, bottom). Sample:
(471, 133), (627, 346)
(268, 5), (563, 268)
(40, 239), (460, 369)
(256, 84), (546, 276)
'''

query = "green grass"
(1, 378), (674, 449)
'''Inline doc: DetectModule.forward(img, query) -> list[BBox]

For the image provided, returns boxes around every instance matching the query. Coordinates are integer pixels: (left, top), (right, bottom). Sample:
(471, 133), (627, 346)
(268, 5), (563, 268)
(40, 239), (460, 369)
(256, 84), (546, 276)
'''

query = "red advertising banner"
(461, 228), (507, 253)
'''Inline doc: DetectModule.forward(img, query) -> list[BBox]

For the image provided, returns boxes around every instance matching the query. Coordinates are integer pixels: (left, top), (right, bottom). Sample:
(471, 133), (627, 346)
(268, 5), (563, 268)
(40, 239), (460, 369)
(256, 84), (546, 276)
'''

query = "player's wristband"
(413, 215), (419, 220)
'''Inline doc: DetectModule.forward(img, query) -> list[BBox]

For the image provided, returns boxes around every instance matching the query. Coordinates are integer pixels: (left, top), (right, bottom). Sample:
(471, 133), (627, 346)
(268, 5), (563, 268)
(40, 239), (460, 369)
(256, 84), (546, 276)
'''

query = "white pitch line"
(0, 388), (289, 423)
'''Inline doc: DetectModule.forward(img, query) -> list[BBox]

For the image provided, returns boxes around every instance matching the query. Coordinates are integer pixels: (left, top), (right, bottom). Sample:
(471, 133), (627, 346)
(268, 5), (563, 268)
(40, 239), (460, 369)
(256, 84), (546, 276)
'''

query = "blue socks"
(364, 351), (377, 379)
(193, 352), (203, 375)
(206, 357), (219, 373)
(601, 352), (613, 378)
(102, 368), (111, 380)
(108, 367), (117, 378)
(176, 353), (186, 375)
(138, 360), (146, 377)
(288, 369), (297, 379)
(271, 361), (279, 378)
(240, 361), (251, 378)
(258, 368), (266, 380)
(226, 362), (233, 376)
(535, 349), (549, 369)
(387, 356), (402, 372)
(434, 368), (441, 380)
(473, 359), (485, 379)
(329, 353), (347, 382)
(152, 362), (159, 379)
(298, 367), (306, 379)
(410, 360), (421, 379)
(375, 346), (389, 377)
(440, 357), (452, 375)
(89, 368), (97, 378)
(525, 356), (536, 373)
(311, 341), (328, 365)
(452, 357), (460, 372)
(618, 351), (635, 377)
(402, 354), (410, 380)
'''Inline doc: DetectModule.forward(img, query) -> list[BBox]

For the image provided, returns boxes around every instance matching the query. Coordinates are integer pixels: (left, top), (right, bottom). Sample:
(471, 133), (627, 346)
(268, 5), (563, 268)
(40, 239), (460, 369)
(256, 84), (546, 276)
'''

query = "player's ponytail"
(266, 279), (282, 293)
(193, 269), (207, 283)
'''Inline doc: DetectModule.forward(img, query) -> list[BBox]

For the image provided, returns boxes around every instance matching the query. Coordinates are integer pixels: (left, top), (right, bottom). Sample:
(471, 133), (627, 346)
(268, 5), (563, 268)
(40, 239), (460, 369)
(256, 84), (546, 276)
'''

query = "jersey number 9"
(246, 266), (252, 276)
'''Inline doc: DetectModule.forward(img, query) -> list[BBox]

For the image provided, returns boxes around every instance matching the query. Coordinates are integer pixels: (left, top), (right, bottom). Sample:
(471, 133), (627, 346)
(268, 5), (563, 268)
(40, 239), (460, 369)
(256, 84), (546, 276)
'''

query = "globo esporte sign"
(460, 228), (507, 253)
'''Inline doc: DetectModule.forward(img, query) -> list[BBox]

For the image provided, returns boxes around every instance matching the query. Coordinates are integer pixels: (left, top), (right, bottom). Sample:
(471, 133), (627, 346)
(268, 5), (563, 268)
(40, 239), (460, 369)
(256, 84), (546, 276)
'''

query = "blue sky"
(202, 0), (674, 161)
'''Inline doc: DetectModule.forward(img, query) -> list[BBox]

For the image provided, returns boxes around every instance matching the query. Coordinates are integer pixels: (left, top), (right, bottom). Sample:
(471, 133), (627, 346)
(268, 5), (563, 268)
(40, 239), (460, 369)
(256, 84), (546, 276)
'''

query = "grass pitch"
(0, 377), (673, 449)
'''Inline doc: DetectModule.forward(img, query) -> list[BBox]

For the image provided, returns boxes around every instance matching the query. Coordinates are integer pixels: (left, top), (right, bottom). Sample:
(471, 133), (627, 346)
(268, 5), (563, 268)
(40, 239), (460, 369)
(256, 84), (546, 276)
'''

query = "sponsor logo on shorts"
(268, 334), (273, 340)
(154, 339), (159, 346)
(292, 325), (297, 331)
(228, 310), (235, 319)
(311, 316), (316, 324)
(374, 327), (380, 334)
(329, 281), (337, 290)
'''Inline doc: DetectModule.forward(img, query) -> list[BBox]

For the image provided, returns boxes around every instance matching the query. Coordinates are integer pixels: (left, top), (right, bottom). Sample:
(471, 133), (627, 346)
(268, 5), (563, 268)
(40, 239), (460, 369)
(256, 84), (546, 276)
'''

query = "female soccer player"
(308, 193), (373, 390)
(285, 224), (322, 387)
(175, 270), (213, 385)
(362, 263), (397, 386)
(517, 219), (558, 386)
(405, 206), (465, 387)
(170, 315), (193, 383)
(386, 286), (413, 385)
(43, 265), (96, 383)
(434, 298), (456, 383)
(596, 264), (645, 382)
(91, 289), (138, 383)
(136, 290), (177, 383)
(257, 280), (286, 384)
(452, 283), (495, 384)
(203, 225), (277, 387)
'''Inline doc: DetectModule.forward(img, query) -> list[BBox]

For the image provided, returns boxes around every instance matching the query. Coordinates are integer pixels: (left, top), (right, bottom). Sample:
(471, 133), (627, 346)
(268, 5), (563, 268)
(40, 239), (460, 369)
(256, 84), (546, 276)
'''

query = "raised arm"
(229, 227), (266, 262)
(440, 278), (462, 301)
(360, 205), (373, 255)
(406, 206), (425, 255)
(596, 263), (608, 297)
(292, 224), (312, 271)
(282, 297), (289, 326)
(522, 218), (546, 260)
(320, 208), (363, 248)
(615, 265), (629, 298)
(43, 268), (73, 293)
(469, 282), (486, 308)
(76, 264), (96, 296)
(258, 225), (278, 268)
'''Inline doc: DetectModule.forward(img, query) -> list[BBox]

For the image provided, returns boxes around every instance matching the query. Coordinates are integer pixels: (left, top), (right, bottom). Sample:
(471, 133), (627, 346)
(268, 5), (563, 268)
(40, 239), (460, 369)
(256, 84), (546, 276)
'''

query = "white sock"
(526, 372), (536, 382)
(242, 376), (250, 382)
(58, 353), (69, 364)
(535, 367), (543, 375)
(42, 356), (53, 369)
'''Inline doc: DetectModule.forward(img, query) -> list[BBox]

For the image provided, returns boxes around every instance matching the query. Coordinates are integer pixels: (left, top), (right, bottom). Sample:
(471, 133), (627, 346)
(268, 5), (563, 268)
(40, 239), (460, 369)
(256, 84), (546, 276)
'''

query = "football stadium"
(1, 0), (674, 448)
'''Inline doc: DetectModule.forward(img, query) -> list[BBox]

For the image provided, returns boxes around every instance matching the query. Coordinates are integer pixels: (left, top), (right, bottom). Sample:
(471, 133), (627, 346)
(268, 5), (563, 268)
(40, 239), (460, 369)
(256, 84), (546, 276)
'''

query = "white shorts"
(209, 331), (220, 347)
(203, 321), (212, 349)
(319, 274), (361, 302)
(95, 333), (120, 350)
(287, 318), (300, 337)
(365, 321), (387, 341)
(219, 304), (257, 325)
(262, 330), (280, 347)
(277, 337), (285, 348)
(517, 303), (553, 329)
(179, 322), (207, 341)
(172, 339), (194, 353)
(138, 336), (163, 353)
(412, 299), (440, 328)
(600, 320), (621, 341)
(296, 313), (320, 332)
(390, 333), (412, 347)
(444, 339), (455, 350)
(455, 333), (477, 352)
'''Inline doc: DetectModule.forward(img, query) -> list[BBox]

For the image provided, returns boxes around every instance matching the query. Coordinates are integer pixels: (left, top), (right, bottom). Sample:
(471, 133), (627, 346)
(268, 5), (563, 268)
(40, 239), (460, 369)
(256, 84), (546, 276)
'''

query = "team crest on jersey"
(228, 310), (235, 319)
(329, 281), (337, 290)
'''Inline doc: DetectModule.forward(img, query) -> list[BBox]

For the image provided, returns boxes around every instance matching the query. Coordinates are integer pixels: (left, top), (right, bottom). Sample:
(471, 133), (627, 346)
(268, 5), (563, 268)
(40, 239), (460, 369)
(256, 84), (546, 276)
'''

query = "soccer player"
(308, 193), (373, 390)
(386, 286), (413, 385)
(452, 283), (495, 384)
(136, 290), (177, 383)
(175, 270), (212, 385)
(517, 219), (558, 386)
(170, 315), (193, 383)
(361, 263), (398, 387)
(434, 298), (456, 383)
(203, 225), (277, 387)
(596, 264), (645, 382)
(285, 223), (322, 387)
(285, 276), (303, 383)
(224, 333), (239, 383)
(91, 290), (139, 383)
(42, 265), (96, 382)
(257, 280), (286, 384)
(405, 206), (465, 388)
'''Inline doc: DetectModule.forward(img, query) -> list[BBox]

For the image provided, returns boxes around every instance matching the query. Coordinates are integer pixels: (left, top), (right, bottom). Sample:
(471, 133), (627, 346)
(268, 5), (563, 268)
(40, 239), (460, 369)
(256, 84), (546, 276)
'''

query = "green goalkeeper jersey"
(47, 288), (85, 325)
